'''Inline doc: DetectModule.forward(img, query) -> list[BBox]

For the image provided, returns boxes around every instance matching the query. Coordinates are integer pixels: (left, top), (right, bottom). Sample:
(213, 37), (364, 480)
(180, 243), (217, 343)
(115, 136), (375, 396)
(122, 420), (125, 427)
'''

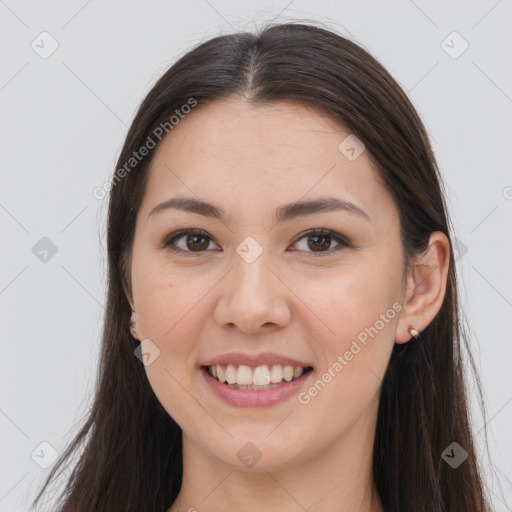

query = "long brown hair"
(31, 21), (491, 511)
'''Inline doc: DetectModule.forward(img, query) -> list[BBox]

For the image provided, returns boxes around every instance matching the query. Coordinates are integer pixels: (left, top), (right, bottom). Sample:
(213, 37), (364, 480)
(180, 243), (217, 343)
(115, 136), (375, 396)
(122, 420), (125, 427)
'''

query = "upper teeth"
(209, 364), (306, 386)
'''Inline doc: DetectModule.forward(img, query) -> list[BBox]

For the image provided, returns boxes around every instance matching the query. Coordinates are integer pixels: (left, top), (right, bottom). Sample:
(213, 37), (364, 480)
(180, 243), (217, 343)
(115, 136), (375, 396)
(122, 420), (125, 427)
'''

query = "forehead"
(138, 98), (396, 225)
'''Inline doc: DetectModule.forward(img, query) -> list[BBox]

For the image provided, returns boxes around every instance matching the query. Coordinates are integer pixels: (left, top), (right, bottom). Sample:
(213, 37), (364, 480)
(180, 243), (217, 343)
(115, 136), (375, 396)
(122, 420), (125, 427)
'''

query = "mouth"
(202, 363), (314, 390)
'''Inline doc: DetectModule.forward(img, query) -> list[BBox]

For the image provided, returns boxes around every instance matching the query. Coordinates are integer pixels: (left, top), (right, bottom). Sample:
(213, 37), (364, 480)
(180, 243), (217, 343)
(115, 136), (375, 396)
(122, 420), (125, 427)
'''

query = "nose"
(213, 250), (291, 334)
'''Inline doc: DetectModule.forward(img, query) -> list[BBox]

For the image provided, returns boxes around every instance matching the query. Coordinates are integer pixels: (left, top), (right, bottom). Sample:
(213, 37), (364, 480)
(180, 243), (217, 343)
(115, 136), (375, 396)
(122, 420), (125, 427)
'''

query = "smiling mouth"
(203, 363), (314, 390)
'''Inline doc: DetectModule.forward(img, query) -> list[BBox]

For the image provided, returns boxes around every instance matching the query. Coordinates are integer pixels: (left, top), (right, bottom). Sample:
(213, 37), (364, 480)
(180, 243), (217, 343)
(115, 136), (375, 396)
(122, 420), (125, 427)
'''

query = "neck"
(169, 405), (383, 512)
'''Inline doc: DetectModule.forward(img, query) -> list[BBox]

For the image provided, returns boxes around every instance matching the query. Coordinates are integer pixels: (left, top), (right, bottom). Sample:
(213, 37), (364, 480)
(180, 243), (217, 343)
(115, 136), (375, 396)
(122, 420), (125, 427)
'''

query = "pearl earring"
(408, 326), (420, 340)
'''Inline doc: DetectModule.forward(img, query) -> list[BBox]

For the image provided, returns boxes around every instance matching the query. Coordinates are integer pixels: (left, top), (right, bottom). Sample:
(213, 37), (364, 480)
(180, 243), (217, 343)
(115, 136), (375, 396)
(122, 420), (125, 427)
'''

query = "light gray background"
(1, 1), (511, 510)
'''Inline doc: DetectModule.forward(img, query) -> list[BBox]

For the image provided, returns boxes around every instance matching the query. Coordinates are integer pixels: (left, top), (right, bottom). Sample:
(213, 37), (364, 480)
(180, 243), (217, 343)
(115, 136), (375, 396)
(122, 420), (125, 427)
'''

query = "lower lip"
(201, 367), (314, 408)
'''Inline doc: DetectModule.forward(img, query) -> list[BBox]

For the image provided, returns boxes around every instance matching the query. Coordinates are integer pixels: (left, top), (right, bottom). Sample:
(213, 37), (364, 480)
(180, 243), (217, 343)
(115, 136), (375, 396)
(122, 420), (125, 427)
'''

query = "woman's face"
(129, 98), (407, 471)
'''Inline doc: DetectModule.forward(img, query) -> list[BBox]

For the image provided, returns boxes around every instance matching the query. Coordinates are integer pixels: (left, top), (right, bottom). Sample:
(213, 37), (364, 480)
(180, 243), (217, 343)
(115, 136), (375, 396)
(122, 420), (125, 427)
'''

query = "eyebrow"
(148, 196), (370, 223)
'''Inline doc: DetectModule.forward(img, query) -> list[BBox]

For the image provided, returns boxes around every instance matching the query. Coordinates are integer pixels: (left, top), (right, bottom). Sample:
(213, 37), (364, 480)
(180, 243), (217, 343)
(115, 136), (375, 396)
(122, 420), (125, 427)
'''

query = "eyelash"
(161, 228), (350, 257)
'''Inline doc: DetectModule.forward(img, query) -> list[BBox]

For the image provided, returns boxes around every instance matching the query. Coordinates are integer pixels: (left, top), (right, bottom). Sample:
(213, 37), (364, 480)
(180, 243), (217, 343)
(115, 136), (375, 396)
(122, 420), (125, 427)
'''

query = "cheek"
(291, 259), (400, 393)
(133, 247), (206, 336)
(133, 268), (215, 425)
(295, 259), (399, 339)
(290, 287), (397, 440)
(132, 257), (224, 383)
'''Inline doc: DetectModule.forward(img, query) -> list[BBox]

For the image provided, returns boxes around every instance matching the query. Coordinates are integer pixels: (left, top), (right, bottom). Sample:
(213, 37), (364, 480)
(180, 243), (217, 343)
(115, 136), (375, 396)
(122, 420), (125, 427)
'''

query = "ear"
(395, 231), (450, 344)
(130, 309), (141, 341)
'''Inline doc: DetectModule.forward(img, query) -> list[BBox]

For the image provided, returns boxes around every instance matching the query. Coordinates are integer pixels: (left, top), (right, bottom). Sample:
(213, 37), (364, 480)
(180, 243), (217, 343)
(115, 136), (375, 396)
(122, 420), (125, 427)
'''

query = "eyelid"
(290, 228), (350, 255)
(162, 228), (350, 256)
(161, 228), (218, 255)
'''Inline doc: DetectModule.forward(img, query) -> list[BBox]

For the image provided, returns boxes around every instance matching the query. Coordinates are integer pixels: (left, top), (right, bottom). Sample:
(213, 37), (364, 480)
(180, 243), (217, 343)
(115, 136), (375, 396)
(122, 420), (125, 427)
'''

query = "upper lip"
(201, 352), (314, 369)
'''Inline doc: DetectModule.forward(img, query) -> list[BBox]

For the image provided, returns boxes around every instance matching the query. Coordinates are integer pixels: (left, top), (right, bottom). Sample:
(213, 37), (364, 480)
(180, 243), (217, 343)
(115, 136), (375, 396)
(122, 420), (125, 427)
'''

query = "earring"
(408, 326), (420, 340)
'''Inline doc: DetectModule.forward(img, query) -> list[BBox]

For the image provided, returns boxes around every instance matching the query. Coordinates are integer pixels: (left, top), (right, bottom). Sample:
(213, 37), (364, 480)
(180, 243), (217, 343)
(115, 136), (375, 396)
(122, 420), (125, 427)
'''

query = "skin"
(127, 97), (450, 512)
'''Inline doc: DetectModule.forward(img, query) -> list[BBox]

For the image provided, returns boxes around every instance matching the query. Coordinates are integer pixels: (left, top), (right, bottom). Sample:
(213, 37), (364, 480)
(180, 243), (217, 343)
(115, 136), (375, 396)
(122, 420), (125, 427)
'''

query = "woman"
(32, 22), (491, 511)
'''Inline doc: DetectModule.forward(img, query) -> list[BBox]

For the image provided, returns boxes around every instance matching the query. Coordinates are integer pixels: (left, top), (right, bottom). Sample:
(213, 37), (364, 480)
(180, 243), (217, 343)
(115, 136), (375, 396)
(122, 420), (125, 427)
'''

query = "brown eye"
(291, 229), (348, 256)
(185, 234), (210, 251)
(306, 233), (331, 252)
(163, 229), (218, 254)
(163, 228), (348, 257)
